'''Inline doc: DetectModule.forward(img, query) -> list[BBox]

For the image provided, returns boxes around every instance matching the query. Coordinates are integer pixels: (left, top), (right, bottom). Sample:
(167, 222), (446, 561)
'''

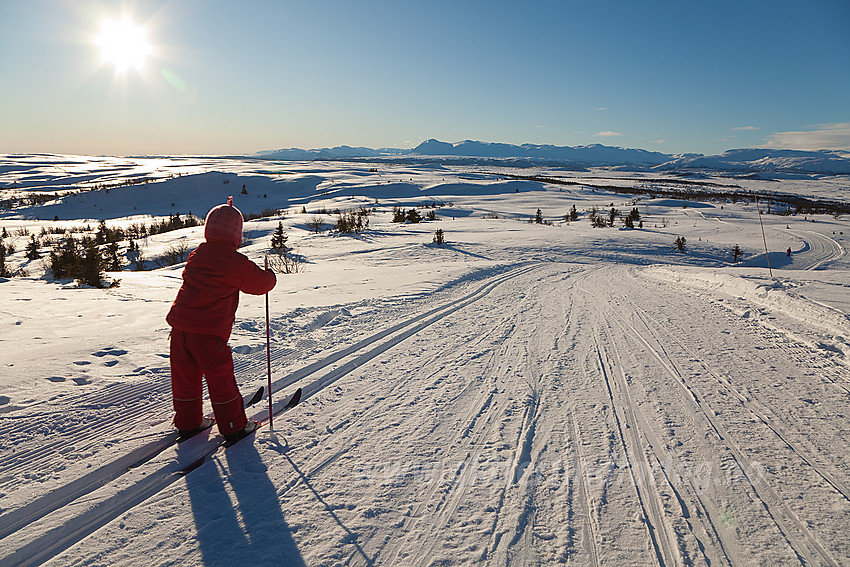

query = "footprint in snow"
(46, 376), (66, 383)
(73, 361), (91, 366)
(0, 395), (10, 405)
(92, 348), (128, 357)
(103, 360), (119, 367)
(73, 377), (92, 385)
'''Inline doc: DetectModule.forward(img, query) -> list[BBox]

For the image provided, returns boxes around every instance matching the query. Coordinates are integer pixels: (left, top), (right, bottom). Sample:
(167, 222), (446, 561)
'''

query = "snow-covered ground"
(1, 156), (849, 566)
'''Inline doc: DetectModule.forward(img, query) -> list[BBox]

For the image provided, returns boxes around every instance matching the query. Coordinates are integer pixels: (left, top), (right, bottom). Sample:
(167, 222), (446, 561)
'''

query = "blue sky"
(1, 0), (848, 156)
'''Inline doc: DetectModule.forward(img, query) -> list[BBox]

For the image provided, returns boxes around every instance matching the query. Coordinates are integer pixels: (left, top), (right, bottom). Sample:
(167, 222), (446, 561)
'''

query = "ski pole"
(265, 255), (274, 434)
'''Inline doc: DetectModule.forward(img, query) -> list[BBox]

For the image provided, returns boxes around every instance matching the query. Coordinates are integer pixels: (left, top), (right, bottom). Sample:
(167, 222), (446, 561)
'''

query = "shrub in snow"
(155, 241), (189, 268)
(336, 208), (371, 234)
(589, 208), (606, 228)
(433, 229), (445, 245)
(267, 221), (302, 273)
(675, 236), (687, 252)
(392, 207), (423, 224)
(308, 215), (325, 233)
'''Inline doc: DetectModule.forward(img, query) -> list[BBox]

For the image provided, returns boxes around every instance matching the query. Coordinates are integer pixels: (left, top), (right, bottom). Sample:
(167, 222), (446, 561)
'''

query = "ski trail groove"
(568, 410), (602, 566)
(591, 322), (678, 567)
(625, 300), (850, 504)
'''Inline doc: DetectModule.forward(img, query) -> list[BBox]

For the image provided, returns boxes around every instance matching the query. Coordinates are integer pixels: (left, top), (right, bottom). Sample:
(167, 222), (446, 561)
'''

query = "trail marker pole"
(265, 256), (274, 436)
(753, 192), (773, 278)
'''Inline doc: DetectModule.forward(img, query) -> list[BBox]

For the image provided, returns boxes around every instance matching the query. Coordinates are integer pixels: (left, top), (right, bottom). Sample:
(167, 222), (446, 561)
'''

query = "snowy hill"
(1, 156), (849, 566)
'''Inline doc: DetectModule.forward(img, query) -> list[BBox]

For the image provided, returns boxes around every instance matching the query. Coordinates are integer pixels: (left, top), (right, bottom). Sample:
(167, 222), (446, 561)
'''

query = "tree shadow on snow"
(182, 441), (306, 567)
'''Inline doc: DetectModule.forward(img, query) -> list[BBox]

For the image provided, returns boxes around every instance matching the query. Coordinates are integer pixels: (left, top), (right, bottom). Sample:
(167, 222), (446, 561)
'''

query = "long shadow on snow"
(277, 449), (376, 566)
(182, 441), (306, 566)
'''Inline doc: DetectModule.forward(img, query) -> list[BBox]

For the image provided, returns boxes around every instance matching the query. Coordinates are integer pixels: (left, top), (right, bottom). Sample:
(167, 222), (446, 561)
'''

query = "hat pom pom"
(227, 196), (233, 207)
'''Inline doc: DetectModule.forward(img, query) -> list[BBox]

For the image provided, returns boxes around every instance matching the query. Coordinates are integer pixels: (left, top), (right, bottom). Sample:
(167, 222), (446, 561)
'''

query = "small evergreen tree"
(535, 209), (543, 224)
(406, 208), (422, 223)
(0, 240), (10, 277)
(733, 244), (742, 262)
(49, 237), (80, 279)
(80, 238), (105, 287)
(270, 221), (288, 252)
(103, 242), (123, 271)
(675, 236), (687, 252)
(433, 229), (445, 245)
(608, 207), (620, 227)
(624, 207), (641, 229)
(25, 235), (41, 260)
(569, 205), (578, 221)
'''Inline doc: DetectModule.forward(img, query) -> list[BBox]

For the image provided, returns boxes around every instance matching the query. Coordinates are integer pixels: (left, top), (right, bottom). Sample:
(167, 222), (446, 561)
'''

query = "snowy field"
(1, 155), (849, 566)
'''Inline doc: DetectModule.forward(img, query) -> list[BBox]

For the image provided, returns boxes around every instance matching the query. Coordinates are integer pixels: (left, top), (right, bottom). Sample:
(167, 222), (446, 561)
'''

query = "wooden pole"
(753, 192), (773, 278)
(265, 255), (273, 432)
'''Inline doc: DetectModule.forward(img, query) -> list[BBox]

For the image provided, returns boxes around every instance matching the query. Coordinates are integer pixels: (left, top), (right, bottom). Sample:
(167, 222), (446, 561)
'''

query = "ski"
(245, 385), (265, 407)
(178, 386), (264, 440)
(180, 387), (303, 471)
(222, 387), (302, 448)
(177, 386), (265, 441)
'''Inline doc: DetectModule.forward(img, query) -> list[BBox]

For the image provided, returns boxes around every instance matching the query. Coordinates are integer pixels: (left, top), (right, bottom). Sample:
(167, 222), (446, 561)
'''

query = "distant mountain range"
(255, 139), (850, 175)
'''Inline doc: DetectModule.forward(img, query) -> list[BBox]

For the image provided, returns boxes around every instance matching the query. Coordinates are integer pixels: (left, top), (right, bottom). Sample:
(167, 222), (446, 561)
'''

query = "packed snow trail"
(260, 263), (848, 566)
(2, 263), (849, 566)
(786, 229), (845, 270)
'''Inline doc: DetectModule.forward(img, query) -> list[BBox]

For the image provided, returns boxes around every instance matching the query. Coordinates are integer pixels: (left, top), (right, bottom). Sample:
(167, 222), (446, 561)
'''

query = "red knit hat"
(204, 196), (243, 247)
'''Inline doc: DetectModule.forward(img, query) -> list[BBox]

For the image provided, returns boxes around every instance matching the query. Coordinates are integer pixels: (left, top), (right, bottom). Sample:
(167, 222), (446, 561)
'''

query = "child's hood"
(204, 196), (243, 248)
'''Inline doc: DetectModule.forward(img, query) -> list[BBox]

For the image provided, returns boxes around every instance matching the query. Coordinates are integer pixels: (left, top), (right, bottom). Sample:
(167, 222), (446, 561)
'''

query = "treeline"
(96, 213), (202, 244)
(0, 191), (76, 210)
(500, 173), (850, 216)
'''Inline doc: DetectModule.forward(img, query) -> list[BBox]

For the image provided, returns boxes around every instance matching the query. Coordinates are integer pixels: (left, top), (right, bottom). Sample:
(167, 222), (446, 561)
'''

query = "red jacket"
(166, 241), (276, 340)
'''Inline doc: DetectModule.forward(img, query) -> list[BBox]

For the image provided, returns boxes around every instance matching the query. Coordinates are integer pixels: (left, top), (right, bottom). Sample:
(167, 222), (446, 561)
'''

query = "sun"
(96, 17), (152, 73)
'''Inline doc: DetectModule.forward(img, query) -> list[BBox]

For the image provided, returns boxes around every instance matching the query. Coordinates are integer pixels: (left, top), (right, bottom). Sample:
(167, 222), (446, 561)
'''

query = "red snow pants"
(170, 330), (248, 437)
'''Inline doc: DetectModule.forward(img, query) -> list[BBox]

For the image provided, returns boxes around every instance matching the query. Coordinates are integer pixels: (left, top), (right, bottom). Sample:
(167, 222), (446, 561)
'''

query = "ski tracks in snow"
(2, 262), (849, 566)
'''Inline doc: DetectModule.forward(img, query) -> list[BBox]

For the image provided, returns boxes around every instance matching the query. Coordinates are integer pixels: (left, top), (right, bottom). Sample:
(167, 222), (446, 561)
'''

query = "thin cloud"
(595, 107), (608, 111)
(732, 126), (759, 131)
(762, 123), (850, 151)
(595, 131), (623, 137)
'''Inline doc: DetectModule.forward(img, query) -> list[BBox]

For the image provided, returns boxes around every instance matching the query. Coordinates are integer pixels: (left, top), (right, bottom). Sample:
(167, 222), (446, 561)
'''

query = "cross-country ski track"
(2, 260), (848, 566)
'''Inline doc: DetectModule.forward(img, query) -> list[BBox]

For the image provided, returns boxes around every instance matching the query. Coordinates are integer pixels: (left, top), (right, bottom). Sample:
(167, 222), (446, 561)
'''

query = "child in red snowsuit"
(166, 197), (276, 442)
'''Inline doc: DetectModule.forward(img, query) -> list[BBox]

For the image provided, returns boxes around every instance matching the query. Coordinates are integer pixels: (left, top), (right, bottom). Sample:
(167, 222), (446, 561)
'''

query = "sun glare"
(96, 17), (151, 73)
